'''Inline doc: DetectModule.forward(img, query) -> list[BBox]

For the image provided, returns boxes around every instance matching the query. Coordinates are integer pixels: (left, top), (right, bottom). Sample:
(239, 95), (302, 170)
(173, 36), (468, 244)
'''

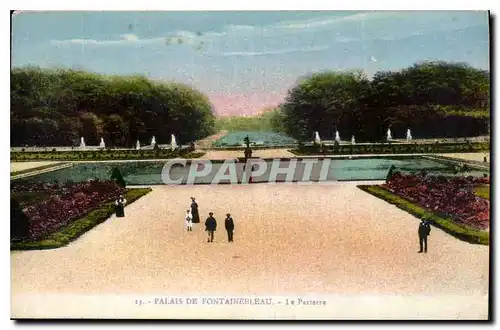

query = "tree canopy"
(279, 61), (490, 142)
(11, 66), (216, 146)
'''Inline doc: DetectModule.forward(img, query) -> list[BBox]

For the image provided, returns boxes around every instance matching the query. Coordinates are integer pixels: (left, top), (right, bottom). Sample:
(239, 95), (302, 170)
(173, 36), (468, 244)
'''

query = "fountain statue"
(314, 131), (321, 144)
(99, 137), (105, 148)
(243, 135), (252, 161)
(80, 137), (86, 148)
(171, 134), (177, 150)
(351, 135), (356, 145)
(136, 140), (140, 150)
(335, 130), (341, 143)
(387, 128), (392, 141)
(406, 129), (412, 141)
(151, 136), (156, 147)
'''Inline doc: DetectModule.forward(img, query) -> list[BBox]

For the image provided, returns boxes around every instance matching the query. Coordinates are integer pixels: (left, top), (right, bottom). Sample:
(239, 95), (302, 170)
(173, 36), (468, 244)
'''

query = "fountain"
(136, 140), (140, 150)
(387, 128), (392, 141)
(314, 131), (321, 144)
(406, 129), (412, 141)
(151, 136), (156, 147)
(351, 135), (356, 145)
(80, 137), (86, 148)
(335, 130), (341, 143)
(99, 138), (105, 148)
(171, 134), (178, 150)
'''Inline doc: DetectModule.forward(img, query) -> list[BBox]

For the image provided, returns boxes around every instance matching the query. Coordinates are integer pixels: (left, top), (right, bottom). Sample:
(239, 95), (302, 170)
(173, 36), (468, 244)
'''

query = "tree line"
(278, 61), (490, 142)
(11, 61), (490, 147)
(11, 67), (216, 147)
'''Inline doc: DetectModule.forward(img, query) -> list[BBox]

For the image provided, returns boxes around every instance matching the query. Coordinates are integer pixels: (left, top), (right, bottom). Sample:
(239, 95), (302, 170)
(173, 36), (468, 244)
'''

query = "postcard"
(10, 10), (490, 320)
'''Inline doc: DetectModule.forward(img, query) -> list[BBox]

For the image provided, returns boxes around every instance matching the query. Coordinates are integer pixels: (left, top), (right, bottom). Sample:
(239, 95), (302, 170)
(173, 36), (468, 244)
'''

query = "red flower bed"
(384, 172), (490, 230)
(21, 180), (125, 240)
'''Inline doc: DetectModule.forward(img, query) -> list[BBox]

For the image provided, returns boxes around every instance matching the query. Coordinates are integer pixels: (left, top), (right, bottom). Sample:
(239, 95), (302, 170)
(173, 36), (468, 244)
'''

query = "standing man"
(205, 212), (217, 242)
(418, 219), (431, 253)
(190, 197), (200, 223)
(225, 213), (235, 242)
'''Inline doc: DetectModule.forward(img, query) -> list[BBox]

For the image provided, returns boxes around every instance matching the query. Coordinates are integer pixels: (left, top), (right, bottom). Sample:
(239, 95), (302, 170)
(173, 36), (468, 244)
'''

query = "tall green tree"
(10, 67), (216, 146)
(280, 61), (489, 142)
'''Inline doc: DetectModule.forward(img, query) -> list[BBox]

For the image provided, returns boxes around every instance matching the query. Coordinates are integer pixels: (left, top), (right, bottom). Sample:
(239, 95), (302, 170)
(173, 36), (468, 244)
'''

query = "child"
(185, 210), (193, 231)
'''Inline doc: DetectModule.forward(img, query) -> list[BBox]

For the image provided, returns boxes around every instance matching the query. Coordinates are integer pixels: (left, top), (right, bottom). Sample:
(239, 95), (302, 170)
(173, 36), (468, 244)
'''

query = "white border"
(6, 0), (499, 11)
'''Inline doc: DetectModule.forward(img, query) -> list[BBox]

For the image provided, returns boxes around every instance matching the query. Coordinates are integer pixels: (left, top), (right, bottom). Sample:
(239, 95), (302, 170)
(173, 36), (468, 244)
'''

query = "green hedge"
(10, 149), (205, 162)
(11, 188), (152, 250)
(291, 142), (490, 156)
(358, 185), (489, 245)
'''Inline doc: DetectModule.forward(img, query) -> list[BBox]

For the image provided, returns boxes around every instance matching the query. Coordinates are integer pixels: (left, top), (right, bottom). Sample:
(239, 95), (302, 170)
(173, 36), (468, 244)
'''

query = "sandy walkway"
(10, 161), (59, 172)
(195, 130), (229, 148)
(11, 183), (489, 319)
(439, 153), (490, 163)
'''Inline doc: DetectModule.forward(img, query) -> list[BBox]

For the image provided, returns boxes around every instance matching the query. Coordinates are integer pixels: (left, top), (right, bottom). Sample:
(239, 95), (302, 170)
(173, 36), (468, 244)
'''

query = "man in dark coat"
(190, 197), (200, 223)
(205, 212), (217, 242)
(418, 219), (431, 253)
(225, 213), (235, 242)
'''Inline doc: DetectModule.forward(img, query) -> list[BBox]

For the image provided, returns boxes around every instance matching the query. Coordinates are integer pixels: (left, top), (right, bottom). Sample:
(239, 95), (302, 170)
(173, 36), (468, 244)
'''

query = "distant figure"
(205, 212), (217, 242)
(185, 210), (193, 232)
(249, 165), (255, 183)
(418, 219), (431, 253)
(225, 213), (235, 242)
(483, 156), (488, 163)
(115, 195), (127, 217)
(190, 197), (200, 223)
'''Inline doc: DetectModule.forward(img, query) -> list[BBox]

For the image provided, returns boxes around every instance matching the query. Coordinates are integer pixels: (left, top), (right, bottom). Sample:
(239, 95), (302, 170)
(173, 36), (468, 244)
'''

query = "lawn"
(474, 185), (490, 200)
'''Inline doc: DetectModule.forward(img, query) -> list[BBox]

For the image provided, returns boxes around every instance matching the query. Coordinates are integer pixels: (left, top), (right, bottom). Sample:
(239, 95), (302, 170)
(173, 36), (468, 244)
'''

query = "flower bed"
(16, 180), (125, 240)
(383, 172), (490, 230)
(11, 188), (152, 250)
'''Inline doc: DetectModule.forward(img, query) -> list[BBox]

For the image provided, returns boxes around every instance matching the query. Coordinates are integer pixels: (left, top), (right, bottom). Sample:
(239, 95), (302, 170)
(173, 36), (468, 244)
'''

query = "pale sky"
(12, 11), (490, 116)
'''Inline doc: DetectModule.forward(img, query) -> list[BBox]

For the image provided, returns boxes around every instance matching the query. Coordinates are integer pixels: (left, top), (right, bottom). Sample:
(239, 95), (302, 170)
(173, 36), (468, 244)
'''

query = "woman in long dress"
(190, 197), (200, 223)
(115, 195), (127, 217)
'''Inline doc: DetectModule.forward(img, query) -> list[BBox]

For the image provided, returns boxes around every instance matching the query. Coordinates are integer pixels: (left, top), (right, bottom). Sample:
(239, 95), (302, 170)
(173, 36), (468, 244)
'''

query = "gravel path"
(10, 161), (60, 172)
(195, 130), (229, 148)
(438, 153), (489, 163)
(11, 182), (489, 319)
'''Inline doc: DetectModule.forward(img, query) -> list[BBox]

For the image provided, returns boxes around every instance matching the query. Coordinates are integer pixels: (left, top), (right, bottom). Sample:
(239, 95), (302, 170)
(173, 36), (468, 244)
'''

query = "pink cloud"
(209, 92), (286, 117)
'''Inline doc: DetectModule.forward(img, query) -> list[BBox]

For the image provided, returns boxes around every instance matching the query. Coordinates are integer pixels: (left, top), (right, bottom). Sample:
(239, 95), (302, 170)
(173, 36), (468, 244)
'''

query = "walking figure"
(190, 197), (200, 223)
(225, 213), (235, 242)
(185, 210), (193, 232)
(418, 219), (431, 253)
(115, 195), (127, 217)
(205, 212), (217, 242)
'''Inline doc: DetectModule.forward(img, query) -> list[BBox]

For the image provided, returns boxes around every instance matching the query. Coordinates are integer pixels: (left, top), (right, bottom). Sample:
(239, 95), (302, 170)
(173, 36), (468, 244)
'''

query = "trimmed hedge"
(10, 149), (205, 161)
(11, 188), (152, 250)
(358, 185), (489, 245)
(291, 142), (490, 156)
